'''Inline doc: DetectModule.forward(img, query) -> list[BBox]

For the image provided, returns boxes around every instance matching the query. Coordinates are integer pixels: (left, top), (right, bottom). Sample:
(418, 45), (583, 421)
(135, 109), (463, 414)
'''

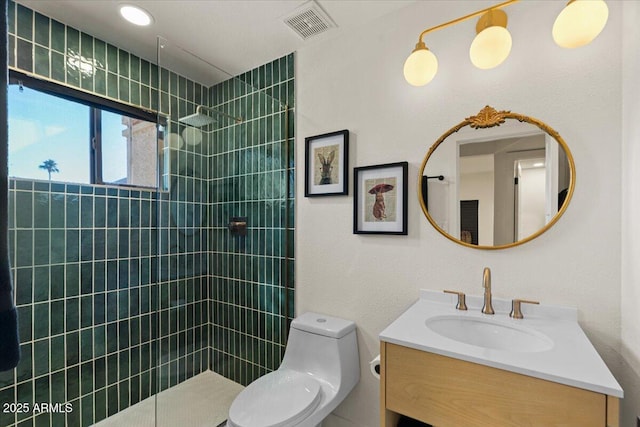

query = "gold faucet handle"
(444, 290), (468, 311)
(510, 299), (540, 319)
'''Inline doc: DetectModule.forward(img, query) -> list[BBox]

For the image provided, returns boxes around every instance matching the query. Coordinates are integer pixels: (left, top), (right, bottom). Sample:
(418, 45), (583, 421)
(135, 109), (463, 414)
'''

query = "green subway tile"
(107, 384), (118, 416)
(169, 71), (177, 95)
(107, 353), (118, 385)
(81, 32), (93, 59)
(141, 85), (150, 108)
(94, 325), (106, 358)
(7, 0), (15, 34)
(81, 230), (93, 262)
(81, 329), (93, 362)
(81, 72), (93, 91)
(51, 370), (66, 404)
(34, 230), (50, 266)
(34, 12), (50, 47)
(107, 44), (118, 73)
(118, 49), (129, 77)
(82, 393), (93, 426)
(66, 26), (79, 54)
(16, 230), (33, 267)
(94, 293), (105, 326)
(67, 366), (80, 401)
(66, 230), (79, 263)
(16, 4), (33, 40)
(66, 330), (79, 367)
(95, 68), (107, 95)
(33, 302), (50, 340)
(15, 268), (32, 305)
(66, 296), (79, 333)
(16, 342), (32, 382)
(50, 335), (65, 372)
(118, 76), (129, 102)
(67, 63), (80, 87)
(81, 295), (93, 329)
(33, 338), (49, 377)
(50, 19), (65, 53)
(50, 265), (64, 299)
(130, 55), (140, 81)
(33, 192), (50, 228)
(66, 401), (80, 426)
(131, 81), (140, 106)
(8, 34), (15, 68)
(18, 305), (32, 343)
(15, 191), (32, 228)
(16, 381), (33, 420)
(94, 388), (107, 423)
(65, 262), (80, 297)
(16, 39), (33, 72)
(51, 50), (66, 84)
(33, 266), (49, 301)
(140, 59), (150, 85)
(94, 38), (106, 68)
(50, 300), (64, 336)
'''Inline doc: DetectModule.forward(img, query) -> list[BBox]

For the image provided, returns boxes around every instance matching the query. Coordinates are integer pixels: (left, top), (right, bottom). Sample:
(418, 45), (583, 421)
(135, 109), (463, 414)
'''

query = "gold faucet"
(482, 267), (495, 314)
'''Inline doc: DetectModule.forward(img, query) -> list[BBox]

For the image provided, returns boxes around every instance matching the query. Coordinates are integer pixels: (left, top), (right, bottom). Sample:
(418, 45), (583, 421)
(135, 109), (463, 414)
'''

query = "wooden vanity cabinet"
(380, 342), (620, 427)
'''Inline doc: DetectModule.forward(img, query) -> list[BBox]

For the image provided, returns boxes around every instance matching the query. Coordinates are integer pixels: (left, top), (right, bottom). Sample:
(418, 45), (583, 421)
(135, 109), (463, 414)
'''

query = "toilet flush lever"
(510, 299), (539, 319)
(443, 290), (467, 311)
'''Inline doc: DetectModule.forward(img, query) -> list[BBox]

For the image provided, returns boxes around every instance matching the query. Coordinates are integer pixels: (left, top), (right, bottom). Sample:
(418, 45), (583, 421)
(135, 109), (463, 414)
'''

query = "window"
(8, 70), (162, 188)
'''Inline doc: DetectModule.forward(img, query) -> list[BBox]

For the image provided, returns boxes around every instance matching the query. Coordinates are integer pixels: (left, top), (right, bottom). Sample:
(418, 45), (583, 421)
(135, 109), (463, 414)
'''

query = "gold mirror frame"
(418, 106), (576, 250)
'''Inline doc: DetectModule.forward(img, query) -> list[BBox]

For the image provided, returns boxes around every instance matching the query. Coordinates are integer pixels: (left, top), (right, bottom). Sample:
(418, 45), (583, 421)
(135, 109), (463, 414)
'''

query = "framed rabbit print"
(304, 130), (349, 197)
(353, 162), (408, 235)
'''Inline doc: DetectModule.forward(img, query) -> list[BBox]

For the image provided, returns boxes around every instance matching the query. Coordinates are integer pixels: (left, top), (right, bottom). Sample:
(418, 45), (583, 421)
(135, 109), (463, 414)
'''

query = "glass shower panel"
(155, 37), (294, 426)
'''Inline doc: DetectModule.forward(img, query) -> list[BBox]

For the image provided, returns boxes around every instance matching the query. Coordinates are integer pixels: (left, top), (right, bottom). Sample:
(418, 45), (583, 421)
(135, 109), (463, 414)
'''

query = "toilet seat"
(228, 370), (322, 427)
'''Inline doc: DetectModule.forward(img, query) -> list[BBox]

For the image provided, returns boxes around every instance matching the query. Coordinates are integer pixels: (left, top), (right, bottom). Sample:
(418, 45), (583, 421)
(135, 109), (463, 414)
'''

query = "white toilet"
(226, 312), (360, 427)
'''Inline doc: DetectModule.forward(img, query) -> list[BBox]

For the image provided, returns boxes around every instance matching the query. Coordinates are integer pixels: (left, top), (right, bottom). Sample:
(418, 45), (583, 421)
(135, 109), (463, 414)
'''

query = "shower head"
(178, 105), (242, 128)
(178, 111), (216, 128)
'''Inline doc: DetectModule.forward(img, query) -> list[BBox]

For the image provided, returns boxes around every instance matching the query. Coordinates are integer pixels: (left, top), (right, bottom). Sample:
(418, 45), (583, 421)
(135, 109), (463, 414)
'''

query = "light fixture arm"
(416, 0), (519, 43)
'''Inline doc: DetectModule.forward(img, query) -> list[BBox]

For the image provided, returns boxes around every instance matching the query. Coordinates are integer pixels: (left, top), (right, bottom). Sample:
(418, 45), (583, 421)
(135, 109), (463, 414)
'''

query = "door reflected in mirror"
(419, 106), (575, 250)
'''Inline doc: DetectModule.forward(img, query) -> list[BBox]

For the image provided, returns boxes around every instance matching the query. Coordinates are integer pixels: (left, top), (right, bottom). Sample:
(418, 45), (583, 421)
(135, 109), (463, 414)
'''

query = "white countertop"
(379, 290), (623, 398)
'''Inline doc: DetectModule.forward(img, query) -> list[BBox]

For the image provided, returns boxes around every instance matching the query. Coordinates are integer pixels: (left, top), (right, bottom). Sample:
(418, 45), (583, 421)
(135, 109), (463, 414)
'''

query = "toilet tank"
(280, 312), (360, 394)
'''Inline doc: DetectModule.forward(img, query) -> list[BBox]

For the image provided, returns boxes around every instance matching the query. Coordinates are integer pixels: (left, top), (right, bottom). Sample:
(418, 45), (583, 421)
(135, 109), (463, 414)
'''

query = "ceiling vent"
(284, 1), (336, 40)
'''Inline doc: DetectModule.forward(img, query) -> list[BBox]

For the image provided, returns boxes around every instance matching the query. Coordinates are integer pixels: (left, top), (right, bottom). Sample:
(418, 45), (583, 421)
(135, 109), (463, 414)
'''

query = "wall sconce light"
(553, 0), (609, 48)
(469, 9), (512, 70)
(404, 0), (609, 86)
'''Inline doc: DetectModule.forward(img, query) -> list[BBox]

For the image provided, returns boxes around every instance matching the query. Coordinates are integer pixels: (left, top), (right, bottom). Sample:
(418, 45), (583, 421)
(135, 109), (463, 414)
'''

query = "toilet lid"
(228, 370), (322, 427)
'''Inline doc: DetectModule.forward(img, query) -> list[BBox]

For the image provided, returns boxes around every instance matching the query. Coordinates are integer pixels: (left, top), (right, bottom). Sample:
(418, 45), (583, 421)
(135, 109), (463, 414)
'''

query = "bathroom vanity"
(379, 290), (623, 427)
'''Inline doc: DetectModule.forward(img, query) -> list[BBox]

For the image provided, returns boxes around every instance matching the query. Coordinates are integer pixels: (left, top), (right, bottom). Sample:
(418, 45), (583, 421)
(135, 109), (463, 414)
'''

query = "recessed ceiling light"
(119, 4), (154, 26)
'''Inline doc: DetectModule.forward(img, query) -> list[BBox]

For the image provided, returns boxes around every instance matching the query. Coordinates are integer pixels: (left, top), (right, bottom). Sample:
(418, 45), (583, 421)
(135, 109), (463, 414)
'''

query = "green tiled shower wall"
(208, 56), (295, 386)
(2, 2), (295, 427)
(1, 2), (214, 426)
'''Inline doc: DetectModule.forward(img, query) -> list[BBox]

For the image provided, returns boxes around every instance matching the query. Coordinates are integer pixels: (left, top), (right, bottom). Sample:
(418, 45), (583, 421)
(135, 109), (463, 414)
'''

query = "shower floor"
(92, 371), (244, 427)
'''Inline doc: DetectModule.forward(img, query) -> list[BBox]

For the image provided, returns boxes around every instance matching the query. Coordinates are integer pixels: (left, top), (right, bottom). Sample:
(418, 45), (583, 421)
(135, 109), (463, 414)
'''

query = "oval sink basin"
(425, 315), (554, 353)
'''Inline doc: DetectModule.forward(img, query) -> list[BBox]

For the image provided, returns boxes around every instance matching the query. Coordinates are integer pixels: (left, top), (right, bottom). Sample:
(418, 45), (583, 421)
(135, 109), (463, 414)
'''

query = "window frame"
(8, 69), (163, 189)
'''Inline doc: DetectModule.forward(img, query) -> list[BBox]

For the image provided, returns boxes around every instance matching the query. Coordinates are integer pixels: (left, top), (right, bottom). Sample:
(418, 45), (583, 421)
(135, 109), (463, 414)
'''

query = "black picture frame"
(353, 161), (408, 235)
(304, 130), (349, 197)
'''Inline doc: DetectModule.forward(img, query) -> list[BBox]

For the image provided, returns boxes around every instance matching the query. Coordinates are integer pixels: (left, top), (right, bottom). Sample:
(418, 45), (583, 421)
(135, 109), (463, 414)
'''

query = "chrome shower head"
(178, 105), (242, 128)
(178, 111), (216, 128)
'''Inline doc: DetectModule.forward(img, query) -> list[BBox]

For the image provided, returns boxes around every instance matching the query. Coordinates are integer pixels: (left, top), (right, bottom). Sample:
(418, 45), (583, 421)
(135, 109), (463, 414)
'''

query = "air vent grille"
(284, 1), (336, 40)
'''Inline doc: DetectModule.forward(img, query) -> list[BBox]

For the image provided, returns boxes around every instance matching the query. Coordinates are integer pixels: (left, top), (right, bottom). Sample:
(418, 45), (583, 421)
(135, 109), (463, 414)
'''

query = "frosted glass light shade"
(403, 48), (438, 86)
(553, 0), (608, 48)
(470, 26), (513, 70)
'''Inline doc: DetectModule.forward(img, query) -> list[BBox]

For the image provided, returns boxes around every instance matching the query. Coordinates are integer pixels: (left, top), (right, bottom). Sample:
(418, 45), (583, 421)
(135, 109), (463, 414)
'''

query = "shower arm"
(196, 105), (243, 124)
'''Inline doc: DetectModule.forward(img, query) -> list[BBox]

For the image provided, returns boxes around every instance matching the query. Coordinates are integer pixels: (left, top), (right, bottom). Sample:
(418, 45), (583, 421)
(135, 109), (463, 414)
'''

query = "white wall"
(459, 169), (493, 245)
(621, 0), (640, 424)
(296, 1), (626, 426)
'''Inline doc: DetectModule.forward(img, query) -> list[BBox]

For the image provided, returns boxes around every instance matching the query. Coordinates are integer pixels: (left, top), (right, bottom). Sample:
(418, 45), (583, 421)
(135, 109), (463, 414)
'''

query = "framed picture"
(354, 161), (408, 235)
(304, 130), (349, 197)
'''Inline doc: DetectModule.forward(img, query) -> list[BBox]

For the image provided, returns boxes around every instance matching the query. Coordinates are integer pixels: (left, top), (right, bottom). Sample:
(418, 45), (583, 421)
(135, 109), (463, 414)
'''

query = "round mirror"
(418, 106), (575, 249)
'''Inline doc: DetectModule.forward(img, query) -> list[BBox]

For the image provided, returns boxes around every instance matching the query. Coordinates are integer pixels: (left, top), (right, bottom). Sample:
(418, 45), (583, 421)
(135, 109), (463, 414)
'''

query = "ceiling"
(18, 0), (416, 86)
